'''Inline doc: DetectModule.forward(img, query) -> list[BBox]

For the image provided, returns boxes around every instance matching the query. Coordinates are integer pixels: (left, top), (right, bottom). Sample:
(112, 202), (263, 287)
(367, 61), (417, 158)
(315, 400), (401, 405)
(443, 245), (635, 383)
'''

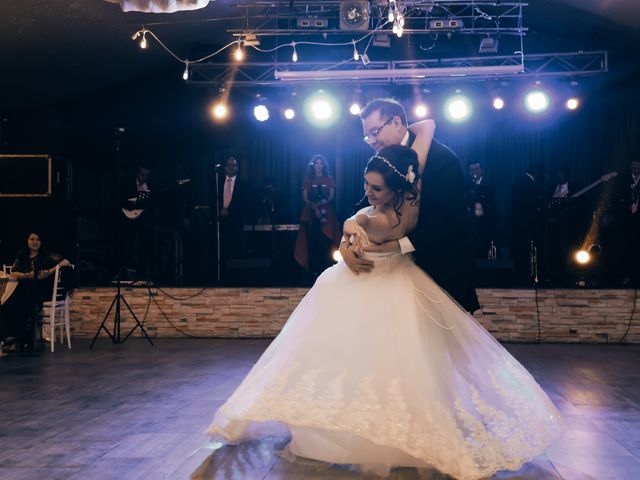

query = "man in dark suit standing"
(465, 161), (496, 258)
(216, 156), (249, 278)
(340, 98), (479, 313)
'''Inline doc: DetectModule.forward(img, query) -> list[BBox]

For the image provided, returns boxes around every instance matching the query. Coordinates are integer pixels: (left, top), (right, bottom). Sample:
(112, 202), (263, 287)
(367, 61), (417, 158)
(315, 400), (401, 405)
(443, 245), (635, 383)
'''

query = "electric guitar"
(570, 172), (617, 199)
(122, 178), (191, 220)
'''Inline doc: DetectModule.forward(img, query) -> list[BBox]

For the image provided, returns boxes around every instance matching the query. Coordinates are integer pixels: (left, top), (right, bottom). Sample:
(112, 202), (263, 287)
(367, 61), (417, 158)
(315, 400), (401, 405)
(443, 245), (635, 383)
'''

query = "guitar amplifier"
(0, 154), (72, 198)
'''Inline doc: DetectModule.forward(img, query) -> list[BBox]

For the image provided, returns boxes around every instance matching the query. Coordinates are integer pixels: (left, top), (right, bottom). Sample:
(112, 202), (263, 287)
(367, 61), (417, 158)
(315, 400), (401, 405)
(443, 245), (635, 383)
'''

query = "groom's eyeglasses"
(363, 117), (394, 143)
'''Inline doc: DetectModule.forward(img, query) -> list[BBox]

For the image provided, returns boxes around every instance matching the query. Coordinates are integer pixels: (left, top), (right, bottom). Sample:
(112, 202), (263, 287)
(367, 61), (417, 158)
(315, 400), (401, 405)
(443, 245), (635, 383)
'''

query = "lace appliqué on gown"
(210, 361), (561, 479)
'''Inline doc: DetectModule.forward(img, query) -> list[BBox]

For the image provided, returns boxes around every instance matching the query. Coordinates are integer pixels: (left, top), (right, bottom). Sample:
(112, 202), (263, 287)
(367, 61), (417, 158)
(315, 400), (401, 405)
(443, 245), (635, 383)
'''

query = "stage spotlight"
(284, 108), (295, 120)
(414, 104), (429, 118)
(349, 102), (361, 116)
(493, 97), (504, 110)
(444, 95), (472, 123)
(304, 91), (339, 128)
(212, 102), (228, 120)
(312, 99), (332, 120)
(524, 89), (550, 114)
(253, 104), (270, 122)
(574, 250), (591, 265)
(566, 98), (580, 110)
(332, 249), (342, 263)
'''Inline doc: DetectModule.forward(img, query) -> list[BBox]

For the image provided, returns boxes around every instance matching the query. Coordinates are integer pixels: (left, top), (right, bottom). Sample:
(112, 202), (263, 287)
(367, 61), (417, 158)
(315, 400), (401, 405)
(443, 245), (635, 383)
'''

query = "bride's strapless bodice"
(354, 251), (408, 274)
(361, 251), (401, 260)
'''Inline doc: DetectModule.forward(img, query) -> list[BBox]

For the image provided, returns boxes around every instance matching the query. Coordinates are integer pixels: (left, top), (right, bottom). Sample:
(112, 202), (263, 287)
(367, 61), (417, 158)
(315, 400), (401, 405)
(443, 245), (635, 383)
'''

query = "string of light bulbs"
(130, 17), (392, 81)
(244, 24), (386, 62)
(388, 0), (406, 38)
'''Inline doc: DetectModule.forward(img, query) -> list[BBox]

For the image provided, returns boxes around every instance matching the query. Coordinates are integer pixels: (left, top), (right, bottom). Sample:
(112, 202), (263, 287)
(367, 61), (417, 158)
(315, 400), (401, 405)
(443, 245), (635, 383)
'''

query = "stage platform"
(1, 339), (639, 479)
(69, 287), (640, 343)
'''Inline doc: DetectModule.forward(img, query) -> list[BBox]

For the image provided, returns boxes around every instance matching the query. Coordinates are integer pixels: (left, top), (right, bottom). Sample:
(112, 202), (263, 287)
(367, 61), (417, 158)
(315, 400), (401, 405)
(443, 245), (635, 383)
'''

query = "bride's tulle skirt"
(208, 253), (562, 479)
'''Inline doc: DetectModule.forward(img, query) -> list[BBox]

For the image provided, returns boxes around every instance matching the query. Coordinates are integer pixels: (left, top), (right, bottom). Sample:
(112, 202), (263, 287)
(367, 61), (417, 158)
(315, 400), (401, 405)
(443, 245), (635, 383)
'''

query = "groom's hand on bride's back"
(339, 238), (374, 275)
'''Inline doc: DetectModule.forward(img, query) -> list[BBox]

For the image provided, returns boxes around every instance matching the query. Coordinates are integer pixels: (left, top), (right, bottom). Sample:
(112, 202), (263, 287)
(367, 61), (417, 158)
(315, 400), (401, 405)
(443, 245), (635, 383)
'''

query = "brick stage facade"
(69, 287), (640, 343)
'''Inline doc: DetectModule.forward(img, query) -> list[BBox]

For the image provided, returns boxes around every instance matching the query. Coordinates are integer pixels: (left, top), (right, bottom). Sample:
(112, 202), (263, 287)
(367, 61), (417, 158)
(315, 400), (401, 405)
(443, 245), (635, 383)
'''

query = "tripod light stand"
(90, 127), (153, 348)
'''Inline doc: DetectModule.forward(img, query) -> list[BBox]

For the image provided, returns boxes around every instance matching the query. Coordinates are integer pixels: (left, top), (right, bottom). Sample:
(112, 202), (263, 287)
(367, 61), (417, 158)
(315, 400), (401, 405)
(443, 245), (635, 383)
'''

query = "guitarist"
(122, 165), (152, 217)
(120, 165), (154, 281)
(546, 166), (583, 284)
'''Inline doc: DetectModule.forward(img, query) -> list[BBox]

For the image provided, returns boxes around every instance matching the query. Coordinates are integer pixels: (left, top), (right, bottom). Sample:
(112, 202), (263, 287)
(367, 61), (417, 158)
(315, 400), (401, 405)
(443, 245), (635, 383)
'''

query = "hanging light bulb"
(291, 42), (298, 62)
(392, 23), (398, 34)
(388, 9), (394, 23)
(140, 30), (147, 49)
(234, 42), (244, 61)
(399, 15), (405, 27)
(182, 62), (189, 81)
(352, 40), (359, 61)
(397, 26), (403, 38)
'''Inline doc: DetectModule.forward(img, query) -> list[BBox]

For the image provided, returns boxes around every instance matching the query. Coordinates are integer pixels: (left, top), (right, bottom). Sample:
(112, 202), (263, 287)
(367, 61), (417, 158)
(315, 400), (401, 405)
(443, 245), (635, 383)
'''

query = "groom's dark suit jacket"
(356, 132), (480, 313)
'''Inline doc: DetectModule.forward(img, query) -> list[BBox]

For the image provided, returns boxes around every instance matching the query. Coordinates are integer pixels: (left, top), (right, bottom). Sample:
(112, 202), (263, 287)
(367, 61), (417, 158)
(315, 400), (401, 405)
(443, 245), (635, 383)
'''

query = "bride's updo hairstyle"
(365, 144), (420, 226)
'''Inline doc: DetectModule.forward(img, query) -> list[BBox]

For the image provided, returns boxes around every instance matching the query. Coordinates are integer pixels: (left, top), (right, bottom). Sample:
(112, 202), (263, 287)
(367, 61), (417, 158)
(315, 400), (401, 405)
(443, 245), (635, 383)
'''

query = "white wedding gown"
(208, 252), (562, 479)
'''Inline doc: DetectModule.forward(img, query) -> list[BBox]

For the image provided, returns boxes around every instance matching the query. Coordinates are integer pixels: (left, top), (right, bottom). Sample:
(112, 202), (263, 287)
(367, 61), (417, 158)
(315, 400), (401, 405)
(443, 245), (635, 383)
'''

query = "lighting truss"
(227, 1), (527, 37)
(188, 51), (607, 86)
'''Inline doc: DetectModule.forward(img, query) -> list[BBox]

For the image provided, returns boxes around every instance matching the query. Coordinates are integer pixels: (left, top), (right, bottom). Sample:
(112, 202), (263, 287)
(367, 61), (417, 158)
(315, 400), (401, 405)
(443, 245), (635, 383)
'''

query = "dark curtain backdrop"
(2, 67), (639, 284)
(189, 89), (638, 248)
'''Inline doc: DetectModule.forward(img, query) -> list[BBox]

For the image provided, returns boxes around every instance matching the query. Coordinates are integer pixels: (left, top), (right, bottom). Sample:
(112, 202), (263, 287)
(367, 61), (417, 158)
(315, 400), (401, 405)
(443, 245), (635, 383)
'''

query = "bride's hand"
(363, 239), (401, 254)
(342, 221), (370, 250)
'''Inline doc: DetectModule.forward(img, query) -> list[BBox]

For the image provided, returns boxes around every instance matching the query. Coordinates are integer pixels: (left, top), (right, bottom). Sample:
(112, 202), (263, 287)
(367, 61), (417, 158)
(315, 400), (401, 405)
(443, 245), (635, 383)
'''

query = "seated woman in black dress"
(1, 232), (71, 351)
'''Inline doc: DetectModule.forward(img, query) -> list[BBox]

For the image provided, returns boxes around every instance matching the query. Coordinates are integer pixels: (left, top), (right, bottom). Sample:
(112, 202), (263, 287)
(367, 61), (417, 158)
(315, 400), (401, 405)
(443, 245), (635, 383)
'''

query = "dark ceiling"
(1, 0), (639, 110)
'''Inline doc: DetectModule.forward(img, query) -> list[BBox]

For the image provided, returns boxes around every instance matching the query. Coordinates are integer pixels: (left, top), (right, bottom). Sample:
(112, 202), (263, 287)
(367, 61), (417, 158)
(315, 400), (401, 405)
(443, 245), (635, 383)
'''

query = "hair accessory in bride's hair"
(406, 165), (416, 184)
(374, 156), (416, 184)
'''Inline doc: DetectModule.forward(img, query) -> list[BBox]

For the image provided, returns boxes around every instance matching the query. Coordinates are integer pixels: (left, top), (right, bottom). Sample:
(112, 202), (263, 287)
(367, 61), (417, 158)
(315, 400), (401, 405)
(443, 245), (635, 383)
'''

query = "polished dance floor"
(1, 339), (639, 480)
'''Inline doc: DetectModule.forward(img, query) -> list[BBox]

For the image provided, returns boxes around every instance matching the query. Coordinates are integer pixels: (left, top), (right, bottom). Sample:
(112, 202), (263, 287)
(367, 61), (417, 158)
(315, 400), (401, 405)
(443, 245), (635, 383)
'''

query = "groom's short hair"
(360, 98), (408, 126)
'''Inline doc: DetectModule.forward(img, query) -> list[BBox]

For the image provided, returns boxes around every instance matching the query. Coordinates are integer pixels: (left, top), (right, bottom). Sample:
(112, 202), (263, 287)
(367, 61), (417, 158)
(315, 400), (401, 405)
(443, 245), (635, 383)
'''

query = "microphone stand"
(530, 240), (539, 285)
(90, 128), (153, 348)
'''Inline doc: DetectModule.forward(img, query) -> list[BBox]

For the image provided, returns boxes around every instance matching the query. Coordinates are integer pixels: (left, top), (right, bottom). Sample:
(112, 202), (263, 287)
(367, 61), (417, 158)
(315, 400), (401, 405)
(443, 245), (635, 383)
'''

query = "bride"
(208, 136), (562, 479)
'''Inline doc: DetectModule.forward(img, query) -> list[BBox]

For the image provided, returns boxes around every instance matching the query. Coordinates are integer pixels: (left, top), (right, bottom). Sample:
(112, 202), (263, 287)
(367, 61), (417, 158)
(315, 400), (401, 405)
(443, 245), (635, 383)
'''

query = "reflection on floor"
(0, 339), (639, 479)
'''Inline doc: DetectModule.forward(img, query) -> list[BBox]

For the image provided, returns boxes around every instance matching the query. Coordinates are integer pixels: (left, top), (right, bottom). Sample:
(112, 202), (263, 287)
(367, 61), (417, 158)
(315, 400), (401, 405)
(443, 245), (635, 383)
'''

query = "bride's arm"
(343, 209), (371, 247)
(340, 208), (375, 275)
(408, 119), (435, 173)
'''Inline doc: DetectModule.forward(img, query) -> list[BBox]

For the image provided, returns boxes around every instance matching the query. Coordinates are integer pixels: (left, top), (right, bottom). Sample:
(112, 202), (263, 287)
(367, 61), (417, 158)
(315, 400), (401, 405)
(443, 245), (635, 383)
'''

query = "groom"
(340, 98), (479, 313)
